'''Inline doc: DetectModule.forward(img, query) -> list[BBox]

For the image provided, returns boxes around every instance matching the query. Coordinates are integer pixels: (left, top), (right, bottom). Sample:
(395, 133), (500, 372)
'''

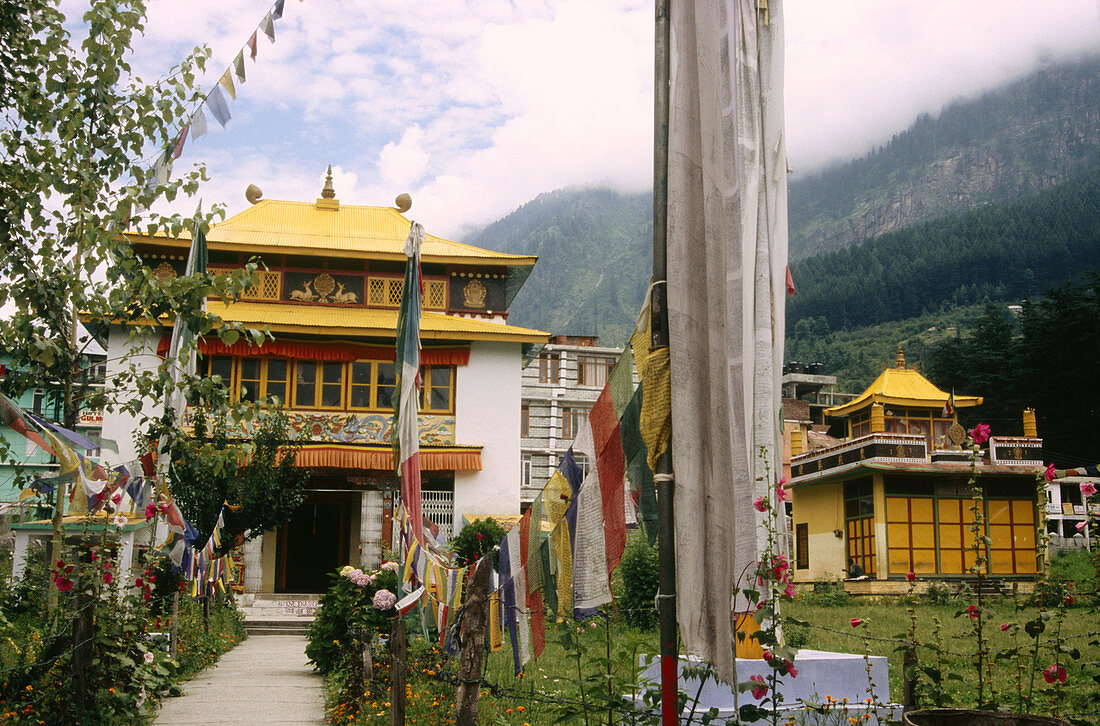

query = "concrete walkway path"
(154, 635), (326, 725)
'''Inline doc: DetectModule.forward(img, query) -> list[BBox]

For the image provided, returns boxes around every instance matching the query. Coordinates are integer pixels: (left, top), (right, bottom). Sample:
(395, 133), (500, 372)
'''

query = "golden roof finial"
(895, 346), (906, 369)
(321, 166), (336, 199)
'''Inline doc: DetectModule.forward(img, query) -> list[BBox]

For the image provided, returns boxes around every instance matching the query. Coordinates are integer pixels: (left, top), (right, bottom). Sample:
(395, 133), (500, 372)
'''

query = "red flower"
(135, 578), (144, 588)
(57, 579), (73, 593)
(749, 674), (768, 700)
(476, 533), (483, 540)
(1044, 463), (1056, 482)
(111, 493), (122, 505)
(1042, 664), (1066, 684)
(753, 496), (769, 512)
(906, 571), (916, 583)
(1064, 595), (1074, 607)
(1001, 623), (1010, 632)
(776, 480), (790, 503)
(966, 605), (979, 619)
(1081, 482), (1097, 498)
(145, 503), (158, 522)
(784, 660), (798, 678)
(850, 618), (862, 628)
(762, 650), (774, 663)
(103, 572), (113, 585)
(970, 423), (991, 445)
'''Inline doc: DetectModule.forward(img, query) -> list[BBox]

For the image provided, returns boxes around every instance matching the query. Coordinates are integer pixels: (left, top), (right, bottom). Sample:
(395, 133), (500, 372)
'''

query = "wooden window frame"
(292, 360), (346, 410)
(538, 353), (560, 384)
(561, 406), (589, 439)
(347, 360), (398, 412)
(520, 404), (530, 437)
(795, 523), (809, 570)
(419, 365), (455, 414)
(577, 355), (615, 387)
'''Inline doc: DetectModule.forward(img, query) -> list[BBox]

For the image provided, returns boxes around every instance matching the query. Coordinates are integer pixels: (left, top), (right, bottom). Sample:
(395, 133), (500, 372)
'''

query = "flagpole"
(652, 1), (678, 724)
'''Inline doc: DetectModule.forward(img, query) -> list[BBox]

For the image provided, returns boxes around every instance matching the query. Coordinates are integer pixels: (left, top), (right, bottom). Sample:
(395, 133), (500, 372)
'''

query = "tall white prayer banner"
(666, 0), (787, 685)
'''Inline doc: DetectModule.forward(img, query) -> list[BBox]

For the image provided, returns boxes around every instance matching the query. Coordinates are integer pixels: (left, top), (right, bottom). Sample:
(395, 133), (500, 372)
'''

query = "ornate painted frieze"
(184, 410), (455, 446)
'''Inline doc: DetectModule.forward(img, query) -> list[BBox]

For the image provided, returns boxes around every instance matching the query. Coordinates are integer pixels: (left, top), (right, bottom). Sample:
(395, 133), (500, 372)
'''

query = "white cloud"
(68, 0), (1099, 239)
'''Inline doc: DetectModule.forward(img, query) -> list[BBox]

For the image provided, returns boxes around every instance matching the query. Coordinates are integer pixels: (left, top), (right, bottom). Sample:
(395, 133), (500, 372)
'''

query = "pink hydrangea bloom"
(381, 561), (399, 572)
(349, 570), (373, 587)
(373, 589), (397, 610)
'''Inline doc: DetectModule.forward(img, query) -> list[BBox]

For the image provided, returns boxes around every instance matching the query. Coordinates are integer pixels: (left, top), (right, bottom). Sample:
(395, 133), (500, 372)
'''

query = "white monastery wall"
(100, 324), (164, 463)
(453, 341), (521, 528)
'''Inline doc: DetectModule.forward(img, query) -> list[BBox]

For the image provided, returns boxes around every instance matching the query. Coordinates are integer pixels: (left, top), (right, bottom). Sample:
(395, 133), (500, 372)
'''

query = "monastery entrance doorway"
(276, 490), (355, 593)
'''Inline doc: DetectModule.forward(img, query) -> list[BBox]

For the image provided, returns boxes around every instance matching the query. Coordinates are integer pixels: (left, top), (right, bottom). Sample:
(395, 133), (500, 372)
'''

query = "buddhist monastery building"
(788, 347), (1044, 593)
(99, 174), (548, 594)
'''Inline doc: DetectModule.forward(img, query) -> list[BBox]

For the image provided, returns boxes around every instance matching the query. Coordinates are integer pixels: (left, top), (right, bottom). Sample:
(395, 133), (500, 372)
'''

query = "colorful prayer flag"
(233, 52), (246, 84)
(247, 31), (258, 59)
(261, 12), (275, 43)
(219, 69), (236, 100)
(191, 107), (208, 139)
(207, 86), (232, 128)
(394, 222), (425, 543)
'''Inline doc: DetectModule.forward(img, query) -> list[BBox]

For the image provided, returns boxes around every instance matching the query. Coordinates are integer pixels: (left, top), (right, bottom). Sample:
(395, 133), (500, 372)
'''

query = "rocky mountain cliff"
(787, 55), (1100, 260)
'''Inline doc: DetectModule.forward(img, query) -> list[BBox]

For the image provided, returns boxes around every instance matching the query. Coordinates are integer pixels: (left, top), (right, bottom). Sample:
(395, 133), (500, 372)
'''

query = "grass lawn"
(329, 597), (1099, 725)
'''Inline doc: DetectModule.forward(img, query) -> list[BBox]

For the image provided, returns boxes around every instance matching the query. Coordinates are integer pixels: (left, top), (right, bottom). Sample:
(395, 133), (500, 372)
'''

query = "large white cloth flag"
(666, 0), (787, 685)
(395, 222), (425, 543)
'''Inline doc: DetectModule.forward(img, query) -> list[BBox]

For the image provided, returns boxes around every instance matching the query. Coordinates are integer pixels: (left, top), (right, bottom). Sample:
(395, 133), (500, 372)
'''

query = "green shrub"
(617, 531), (659, 630)
(306, 563), (401, 674)
(449, 517), (505, 568)
(783, 619), (812, 649)
(801, 578), (851, 607)
(922, 582), (953, 605)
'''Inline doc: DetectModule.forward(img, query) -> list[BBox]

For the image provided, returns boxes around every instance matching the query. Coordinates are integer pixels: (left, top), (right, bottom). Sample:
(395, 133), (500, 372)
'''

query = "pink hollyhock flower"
(1081, 482), (1097, 498)
(1064, 595), (1074, 607)
(966, 605), (979, 619)
(762, 650), (774, 663)
(784, 660), (798, 678)
(906, 571), (916, 583)
(158, 502), (169, 514)
(784, 582), (796, 599)
(135, 578), (144, 588)
(1042, 664), (1066, 684)
(753, 496), (769, 512)
(1044, 463), (1056, 482)
(777, 479), (790, 502)
(1075, 520), (1087, 532)
(111, 492), (122, 505)
(970, 423), (991, 445)
(1001, 623), (1010, 632)
(749, 674), (768, 700)
(103, 572), (113, 585)
(144, 651), (154, 664)
(850, 618), (862, 628)
(373, 588), (397, 610)
(145, 503), (157, 522)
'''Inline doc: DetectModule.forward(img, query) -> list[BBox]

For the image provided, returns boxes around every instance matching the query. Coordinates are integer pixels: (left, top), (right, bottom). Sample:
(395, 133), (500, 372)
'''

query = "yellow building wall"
(791, 482), (846, 582)
(261, 529), (277, 593)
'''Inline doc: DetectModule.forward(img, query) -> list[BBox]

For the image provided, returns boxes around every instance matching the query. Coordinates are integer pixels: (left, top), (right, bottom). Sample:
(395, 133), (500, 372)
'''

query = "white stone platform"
(637, 650), (903, 724)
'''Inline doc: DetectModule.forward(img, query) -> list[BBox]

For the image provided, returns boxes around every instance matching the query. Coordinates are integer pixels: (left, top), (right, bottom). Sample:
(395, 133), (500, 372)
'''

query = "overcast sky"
(66, 0), (1100, 240)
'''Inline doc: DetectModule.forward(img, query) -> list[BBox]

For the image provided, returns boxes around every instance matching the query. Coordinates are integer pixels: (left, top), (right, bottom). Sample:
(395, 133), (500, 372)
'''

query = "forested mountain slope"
(788, 55), (1100, 260)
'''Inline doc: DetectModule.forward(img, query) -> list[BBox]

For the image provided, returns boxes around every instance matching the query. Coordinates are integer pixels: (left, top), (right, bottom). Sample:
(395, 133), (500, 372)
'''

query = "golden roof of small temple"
(824, 346), (982, 417)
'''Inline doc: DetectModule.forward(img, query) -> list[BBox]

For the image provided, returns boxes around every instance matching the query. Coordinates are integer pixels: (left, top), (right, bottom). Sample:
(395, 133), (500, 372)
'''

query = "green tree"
(0, 0), (265, 607)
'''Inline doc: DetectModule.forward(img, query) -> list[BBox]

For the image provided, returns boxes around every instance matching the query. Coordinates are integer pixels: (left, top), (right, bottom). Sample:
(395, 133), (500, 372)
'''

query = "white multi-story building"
(519, 335), (623, 506)
(98, 176), (547, 593)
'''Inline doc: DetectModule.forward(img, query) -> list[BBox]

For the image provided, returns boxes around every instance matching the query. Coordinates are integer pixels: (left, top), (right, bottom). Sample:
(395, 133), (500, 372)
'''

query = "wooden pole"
(170, 591), (179, 659)
(390, 616), (407, 726)
(455, 557), (492, 726)
(652, 1), (678, 724)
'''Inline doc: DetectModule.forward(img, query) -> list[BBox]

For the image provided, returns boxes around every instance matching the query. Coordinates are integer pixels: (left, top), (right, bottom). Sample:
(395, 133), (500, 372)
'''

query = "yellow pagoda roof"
(204, 301), (549, 343)
(824, 347), (982, 417)
(125, 199), (537, 267)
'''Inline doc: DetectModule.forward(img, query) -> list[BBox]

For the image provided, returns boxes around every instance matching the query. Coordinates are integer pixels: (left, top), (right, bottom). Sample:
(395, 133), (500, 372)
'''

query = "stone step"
(246, 621), (313, 636)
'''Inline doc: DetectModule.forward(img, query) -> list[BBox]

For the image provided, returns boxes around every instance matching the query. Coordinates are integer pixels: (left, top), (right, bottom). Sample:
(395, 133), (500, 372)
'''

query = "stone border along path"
(153, 634), (326, 725)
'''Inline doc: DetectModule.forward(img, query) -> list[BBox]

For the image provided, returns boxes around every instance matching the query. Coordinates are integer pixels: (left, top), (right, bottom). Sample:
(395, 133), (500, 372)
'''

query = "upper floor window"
(538, 353), (560, 384)
(295, 361), (345, 409)
(521, 454), (533, 489)
(204, 356), (455, 414)
(578, 355), (615, 387)
(419, 365), (454, 413)
(561, 406), (589, 440)
(520, 404), (530, 437)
